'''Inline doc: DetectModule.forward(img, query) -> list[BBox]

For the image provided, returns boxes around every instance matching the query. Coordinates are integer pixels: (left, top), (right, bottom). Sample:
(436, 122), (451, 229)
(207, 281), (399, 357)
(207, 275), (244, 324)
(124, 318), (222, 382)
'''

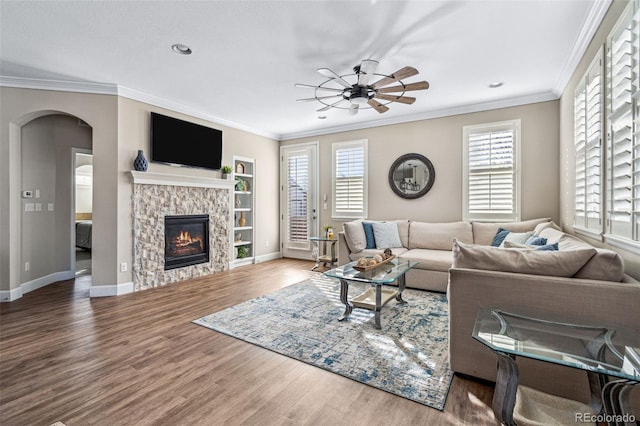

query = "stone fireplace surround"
(130, 171), (234, 291)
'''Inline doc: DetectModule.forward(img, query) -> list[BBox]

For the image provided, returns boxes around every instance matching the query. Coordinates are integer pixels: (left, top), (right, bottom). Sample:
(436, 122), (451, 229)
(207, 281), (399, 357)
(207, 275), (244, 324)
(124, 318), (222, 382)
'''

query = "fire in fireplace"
(164, 215), (209, 270)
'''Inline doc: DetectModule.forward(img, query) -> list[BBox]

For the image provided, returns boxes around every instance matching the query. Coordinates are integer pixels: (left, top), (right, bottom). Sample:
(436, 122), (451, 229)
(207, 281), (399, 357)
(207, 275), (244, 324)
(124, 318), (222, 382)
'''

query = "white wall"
(282, 100), (560, 234)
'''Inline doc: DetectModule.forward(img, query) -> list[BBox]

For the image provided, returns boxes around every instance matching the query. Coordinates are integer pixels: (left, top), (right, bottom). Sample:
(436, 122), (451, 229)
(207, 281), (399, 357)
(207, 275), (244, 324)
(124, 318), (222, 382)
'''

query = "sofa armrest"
(338, 232), (350, 266)
(448, 268), (640, 401)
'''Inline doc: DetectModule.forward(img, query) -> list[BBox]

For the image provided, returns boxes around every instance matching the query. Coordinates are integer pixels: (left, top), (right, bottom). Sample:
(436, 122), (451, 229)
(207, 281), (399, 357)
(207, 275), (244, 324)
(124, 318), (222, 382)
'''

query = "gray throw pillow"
(371, 222), (403, 249)
(343, 220), (366, 253)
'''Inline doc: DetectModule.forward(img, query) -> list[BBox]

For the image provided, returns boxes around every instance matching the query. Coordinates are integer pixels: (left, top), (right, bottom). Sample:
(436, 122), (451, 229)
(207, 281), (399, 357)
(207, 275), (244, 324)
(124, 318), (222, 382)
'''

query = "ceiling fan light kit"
(295, 59), (429, 116)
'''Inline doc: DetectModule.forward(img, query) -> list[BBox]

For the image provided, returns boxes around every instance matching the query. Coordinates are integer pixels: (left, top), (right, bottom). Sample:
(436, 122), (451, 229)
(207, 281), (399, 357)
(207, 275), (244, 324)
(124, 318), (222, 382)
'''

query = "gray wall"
(282, 100), (560, 234)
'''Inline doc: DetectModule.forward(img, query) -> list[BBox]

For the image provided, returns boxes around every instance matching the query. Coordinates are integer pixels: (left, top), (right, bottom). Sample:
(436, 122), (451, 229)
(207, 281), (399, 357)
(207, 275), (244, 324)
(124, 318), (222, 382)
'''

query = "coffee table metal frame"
(324, 258), (418, 329)
(472, 307), (640, 426)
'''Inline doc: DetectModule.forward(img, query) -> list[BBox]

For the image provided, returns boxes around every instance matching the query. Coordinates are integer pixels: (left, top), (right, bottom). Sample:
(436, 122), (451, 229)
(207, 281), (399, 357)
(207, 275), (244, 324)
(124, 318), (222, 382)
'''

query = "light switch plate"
(25, 203), (34, 212)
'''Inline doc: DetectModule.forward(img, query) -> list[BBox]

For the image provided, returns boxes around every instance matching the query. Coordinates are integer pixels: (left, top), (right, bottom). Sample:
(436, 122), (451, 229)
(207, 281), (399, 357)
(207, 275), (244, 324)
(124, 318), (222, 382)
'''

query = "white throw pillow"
(499, 231), (533, 247)
(372, 222), (403, 249)
(342, 220), (367, 253)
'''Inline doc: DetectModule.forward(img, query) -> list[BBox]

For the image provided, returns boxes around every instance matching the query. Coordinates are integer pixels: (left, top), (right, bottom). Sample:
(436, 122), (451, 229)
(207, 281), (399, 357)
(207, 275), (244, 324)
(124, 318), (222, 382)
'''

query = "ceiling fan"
(295, 59), (429, 115)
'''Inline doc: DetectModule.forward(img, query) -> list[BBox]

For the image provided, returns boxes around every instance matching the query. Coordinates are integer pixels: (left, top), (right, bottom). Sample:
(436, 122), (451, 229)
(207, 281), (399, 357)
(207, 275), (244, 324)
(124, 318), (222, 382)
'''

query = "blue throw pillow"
(492, 228), (510, 247)
(362, 222), (376, 249)
(525, 236), (548, 246)
(535, 243), (559, 251)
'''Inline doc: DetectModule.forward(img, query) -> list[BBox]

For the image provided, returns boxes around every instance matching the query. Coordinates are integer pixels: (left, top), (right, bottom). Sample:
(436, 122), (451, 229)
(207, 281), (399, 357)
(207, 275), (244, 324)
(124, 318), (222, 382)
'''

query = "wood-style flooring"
(0, 258), (497, 425)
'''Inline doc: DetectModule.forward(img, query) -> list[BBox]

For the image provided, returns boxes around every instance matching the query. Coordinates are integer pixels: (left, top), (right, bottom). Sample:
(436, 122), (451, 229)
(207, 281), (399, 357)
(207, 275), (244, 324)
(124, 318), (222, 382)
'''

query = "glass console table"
(473, 307), (640, 425)
(324, 258), (418, 329)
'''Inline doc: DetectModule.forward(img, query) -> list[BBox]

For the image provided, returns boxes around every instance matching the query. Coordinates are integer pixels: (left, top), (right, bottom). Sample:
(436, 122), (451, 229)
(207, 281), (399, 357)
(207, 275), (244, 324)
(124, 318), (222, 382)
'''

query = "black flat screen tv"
(150, 112), (222, 170)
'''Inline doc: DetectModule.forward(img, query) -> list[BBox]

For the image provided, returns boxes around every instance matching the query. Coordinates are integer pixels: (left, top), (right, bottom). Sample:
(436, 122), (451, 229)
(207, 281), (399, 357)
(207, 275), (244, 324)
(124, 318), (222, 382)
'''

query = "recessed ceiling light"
(318, 115), (327, 120)
(171, 44), (192, 55)
(489, 82), (504, 88)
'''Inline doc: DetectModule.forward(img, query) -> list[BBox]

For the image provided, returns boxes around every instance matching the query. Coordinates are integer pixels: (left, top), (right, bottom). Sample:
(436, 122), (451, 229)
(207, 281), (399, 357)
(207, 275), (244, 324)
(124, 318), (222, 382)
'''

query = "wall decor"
(388, 153), (435, 199)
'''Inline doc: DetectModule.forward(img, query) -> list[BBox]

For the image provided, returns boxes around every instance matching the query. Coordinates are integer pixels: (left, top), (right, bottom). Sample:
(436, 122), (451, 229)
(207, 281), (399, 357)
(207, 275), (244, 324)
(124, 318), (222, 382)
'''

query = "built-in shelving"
(232, 156), (255, 267)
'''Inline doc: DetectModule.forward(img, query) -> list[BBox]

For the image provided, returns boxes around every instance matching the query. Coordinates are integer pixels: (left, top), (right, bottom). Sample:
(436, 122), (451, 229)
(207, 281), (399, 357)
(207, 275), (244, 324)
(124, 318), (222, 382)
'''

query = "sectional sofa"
(338, 218), (640, 402)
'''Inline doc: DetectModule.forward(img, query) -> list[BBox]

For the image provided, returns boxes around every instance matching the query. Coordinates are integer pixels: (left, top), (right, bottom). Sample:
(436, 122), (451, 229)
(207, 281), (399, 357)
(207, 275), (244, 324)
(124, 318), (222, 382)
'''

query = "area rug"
(193, 273), (453, 410)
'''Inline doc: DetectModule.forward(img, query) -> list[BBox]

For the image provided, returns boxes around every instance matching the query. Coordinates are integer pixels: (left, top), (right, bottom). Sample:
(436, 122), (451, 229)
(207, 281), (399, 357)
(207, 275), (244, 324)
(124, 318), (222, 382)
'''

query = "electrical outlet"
(25, 261), (30, 272)
(48, 203), (54, 211)
(265, 240), (269, 248)
(24, 203), (34, 212)
(35, 189), (40, 199)
(120, 262), (127, 272)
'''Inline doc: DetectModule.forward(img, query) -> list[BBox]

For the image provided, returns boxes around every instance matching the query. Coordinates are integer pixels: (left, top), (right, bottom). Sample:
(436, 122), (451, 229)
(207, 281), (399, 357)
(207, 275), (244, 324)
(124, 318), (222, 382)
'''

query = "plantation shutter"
(463, 120), (520, 221)
(332, 140), (368, 219)
(286, 151), (310, 244)
(574, 50), (603, 236)
(606, 2), (640, 246)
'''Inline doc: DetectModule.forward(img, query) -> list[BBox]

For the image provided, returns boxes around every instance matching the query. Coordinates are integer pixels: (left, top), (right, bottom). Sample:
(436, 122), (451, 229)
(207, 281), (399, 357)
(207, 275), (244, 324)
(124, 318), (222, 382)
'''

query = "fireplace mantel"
(129, 170), (235, 189)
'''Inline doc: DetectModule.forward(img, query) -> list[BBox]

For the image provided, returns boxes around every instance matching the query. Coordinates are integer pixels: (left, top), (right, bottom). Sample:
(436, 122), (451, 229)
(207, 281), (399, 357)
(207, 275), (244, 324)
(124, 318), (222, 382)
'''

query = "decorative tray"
(352, 255), (396, 271)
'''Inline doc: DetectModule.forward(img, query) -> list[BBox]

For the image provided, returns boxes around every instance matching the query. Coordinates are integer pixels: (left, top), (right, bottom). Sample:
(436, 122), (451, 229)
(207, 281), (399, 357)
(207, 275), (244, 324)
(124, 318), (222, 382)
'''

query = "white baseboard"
(254, 251), (282, 263)
(89, 281), (134, 298)
(0, 287), (23, 302)
(1, 270), (76, 302)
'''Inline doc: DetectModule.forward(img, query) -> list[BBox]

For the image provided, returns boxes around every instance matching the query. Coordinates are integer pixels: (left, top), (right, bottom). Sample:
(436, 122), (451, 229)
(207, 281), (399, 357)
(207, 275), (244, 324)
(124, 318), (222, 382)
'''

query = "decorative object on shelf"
(235, 178), (248, 191)
(388, 153), (435, 199)
(235, 195), (241, 208)
(133, 150), (148, 172)
(235, 162), (246, 174)
(237, 246), (249, 258)
(221, 165), (233, 179)
(235, 232), (242, 242)
(238, 211), (246, 227)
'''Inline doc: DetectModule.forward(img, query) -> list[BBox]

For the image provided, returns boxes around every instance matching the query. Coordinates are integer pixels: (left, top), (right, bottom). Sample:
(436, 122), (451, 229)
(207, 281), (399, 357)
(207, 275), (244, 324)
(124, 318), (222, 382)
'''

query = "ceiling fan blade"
(376, 81), (430, 93)
(367, 99), (389, 114)
(317, 98), (347, 112)
(371, 66), (419, 89)
(375, 93), (416, 104)
(349, 104), (359, 116)
(357, 59), (379, 87)
(296, 95), (343, 103)
(317, 68), (352, 89)
(295, 83), (344, 93)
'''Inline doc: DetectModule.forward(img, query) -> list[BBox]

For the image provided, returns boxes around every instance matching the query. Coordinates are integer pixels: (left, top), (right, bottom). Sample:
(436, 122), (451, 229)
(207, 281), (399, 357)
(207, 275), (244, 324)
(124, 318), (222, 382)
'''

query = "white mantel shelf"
(129, 171), (235, 189)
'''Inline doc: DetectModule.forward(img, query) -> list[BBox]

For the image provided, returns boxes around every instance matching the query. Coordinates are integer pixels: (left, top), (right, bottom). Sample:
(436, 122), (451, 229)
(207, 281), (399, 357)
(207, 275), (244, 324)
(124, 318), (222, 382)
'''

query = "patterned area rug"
(193, 274), (453, 410)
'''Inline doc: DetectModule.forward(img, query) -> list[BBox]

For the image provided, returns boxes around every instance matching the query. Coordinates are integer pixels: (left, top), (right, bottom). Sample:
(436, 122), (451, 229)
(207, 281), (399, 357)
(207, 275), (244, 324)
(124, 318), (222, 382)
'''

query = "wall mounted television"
(150, 112), (223, 170)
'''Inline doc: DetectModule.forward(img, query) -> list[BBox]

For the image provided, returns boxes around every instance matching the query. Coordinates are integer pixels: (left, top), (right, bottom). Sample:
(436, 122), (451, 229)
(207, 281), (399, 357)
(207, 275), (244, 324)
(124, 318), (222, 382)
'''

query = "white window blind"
(574, 49), (603, 237)
(286, 152), (309, 243)
(463, 120), (520, 221)
(332, 140), (368, 219)
(605, 1), (640, 248)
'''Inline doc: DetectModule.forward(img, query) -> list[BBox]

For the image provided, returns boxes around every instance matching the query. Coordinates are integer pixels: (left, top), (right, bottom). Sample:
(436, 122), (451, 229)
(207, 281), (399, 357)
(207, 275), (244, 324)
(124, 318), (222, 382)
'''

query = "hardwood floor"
(0, 259), (497, 425)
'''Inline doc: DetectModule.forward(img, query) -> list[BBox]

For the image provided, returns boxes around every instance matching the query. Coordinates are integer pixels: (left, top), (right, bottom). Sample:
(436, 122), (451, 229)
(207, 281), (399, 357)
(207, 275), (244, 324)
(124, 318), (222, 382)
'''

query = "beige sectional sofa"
(339, 218), (640, 402)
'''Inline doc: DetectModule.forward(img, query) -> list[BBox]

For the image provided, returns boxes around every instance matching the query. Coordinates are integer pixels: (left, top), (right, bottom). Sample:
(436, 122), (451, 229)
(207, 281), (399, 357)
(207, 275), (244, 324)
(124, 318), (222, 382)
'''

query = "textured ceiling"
(0, 0), (603, 139)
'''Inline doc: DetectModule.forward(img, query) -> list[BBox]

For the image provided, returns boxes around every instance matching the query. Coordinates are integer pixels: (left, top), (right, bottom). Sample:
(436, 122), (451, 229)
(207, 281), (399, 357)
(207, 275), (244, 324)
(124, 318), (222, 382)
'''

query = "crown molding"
(0, 76), (279, 141)
(279, 91), (558, 141)
(552, 0), (612, 96)
(0, 75), (118, 95)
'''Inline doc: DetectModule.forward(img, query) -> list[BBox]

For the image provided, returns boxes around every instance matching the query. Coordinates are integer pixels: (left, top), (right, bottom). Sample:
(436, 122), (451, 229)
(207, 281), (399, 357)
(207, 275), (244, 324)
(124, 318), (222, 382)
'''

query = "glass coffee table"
(473, 307), (640, 426)
(324, 258), (418, 329)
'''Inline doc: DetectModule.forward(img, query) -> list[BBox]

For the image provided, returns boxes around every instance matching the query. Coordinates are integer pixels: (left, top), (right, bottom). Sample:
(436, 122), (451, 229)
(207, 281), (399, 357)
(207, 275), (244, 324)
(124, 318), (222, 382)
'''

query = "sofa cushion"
(409, 221), (473, 250)
(392, 219), (410, 248)
(472, 218), (551, 246)
(343, 220), (367, 253)
(452, 240), (596, 277)
(504, 241), (559, 251)
(399, 249), (452, 272)
(372, 222), (403, 249)
(349, 247), (408, 261)
(533, 221), (562, 235)
(362, 221), (377, 249)
(538, 228), (624, 282)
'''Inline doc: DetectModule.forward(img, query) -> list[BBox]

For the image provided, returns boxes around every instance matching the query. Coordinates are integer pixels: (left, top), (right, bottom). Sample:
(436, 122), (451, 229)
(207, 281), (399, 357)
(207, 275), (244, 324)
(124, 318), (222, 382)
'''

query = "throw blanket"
(75, 221), (92, 250)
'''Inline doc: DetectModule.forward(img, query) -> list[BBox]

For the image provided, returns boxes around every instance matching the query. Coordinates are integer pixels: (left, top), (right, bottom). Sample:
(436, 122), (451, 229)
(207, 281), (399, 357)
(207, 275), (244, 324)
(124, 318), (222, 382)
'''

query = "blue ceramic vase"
(133, 150), (148, 171)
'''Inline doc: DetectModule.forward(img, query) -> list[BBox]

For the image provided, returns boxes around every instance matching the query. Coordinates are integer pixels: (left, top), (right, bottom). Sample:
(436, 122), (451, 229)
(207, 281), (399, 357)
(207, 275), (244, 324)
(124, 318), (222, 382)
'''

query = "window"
(605, 1), (640, 250)
(574, 49), (603, 238)
(286, 151), (310, 244)
(463, 120), (521, 222)
(332, 140), (368, 220)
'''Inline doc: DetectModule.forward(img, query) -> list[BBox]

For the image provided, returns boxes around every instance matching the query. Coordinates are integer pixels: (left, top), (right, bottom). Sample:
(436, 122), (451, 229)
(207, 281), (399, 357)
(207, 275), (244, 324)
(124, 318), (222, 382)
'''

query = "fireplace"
(164, 215), (210, 270)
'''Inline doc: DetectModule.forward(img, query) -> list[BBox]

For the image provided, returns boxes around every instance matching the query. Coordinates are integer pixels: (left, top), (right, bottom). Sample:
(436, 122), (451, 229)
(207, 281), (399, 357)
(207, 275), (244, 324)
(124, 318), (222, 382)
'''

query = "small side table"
(472, 307), (640, 426)
(310, 237), (337, 271)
